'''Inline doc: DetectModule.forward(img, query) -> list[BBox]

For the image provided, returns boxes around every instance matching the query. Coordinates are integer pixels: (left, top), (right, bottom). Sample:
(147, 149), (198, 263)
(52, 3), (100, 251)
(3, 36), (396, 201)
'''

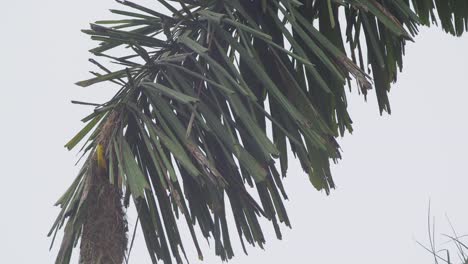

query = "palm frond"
(50, 0), (468, 263)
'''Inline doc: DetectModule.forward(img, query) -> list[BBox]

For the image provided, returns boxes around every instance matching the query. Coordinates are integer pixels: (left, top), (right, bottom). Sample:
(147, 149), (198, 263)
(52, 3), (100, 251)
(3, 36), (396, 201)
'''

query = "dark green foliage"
(50, 0), (468, 263)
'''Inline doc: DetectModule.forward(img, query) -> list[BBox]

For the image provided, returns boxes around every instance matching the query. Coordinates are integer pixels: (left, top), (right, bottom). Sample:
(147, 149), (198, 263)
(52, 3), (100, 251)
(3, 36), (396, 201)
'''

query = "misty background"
(1, 1), (467, 263)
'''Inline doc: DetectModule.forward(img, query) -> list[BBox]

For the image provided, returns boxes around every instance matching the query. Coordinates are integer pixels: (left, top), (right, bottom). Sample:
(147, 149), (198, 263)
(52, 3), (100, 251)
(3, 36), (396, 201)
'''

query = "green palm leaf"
(50, 1), (468, 263)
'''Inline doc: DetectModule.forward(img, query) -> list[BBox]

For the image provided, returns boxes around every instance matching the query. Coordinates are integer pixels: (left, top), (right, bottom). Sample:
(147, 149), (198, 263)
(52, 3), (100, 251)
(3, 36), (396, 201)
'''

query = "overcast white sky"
(1, 1), (468, 263)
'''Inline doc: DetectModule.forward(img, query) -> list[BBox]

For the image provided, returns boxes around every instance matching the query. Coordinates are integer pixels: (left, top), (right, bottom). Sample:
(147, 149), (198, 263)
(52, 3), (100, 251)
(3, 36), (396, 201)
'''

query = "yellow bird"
(96, 144), (107, 172)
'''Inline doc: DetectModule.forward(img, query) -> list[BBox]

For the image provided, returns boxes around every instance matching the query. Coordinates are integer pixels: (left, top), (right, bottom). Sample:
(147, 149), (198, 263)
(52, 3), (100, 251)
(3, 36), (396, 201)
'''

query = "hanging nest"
(78, 160), (128, 264)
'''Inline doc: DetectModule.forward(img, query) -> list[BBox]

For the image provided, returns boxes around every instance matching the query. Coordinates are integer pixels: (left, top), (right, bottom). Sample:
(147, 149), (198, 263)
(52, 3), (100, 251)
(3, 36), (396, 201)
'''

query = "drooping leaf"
(52, 1), (468, 263)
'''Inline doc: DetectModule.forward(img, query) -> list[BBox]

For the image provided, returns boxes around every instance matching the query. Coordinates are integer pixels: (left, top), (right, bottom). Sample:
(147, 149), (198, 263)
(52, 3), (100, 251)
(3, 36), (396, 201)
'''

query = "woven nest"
(79, 161), (128, 264)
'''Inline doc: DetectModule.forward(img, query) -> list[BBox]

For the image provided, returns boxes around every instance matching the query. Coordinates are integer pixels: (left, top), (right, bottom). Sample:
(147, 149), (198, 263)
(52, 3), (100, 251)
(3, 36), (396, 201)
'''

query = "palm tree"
(49, 1), (468, 263)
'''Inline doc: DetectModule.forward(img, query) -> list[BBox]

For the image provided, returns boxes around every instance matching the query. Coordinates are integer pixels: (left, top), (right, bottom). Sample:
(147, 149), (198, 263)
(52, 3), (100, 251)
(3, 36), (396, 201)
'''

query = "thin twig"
(445, 214), (467, 263)
(427, 201), (440, 264)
